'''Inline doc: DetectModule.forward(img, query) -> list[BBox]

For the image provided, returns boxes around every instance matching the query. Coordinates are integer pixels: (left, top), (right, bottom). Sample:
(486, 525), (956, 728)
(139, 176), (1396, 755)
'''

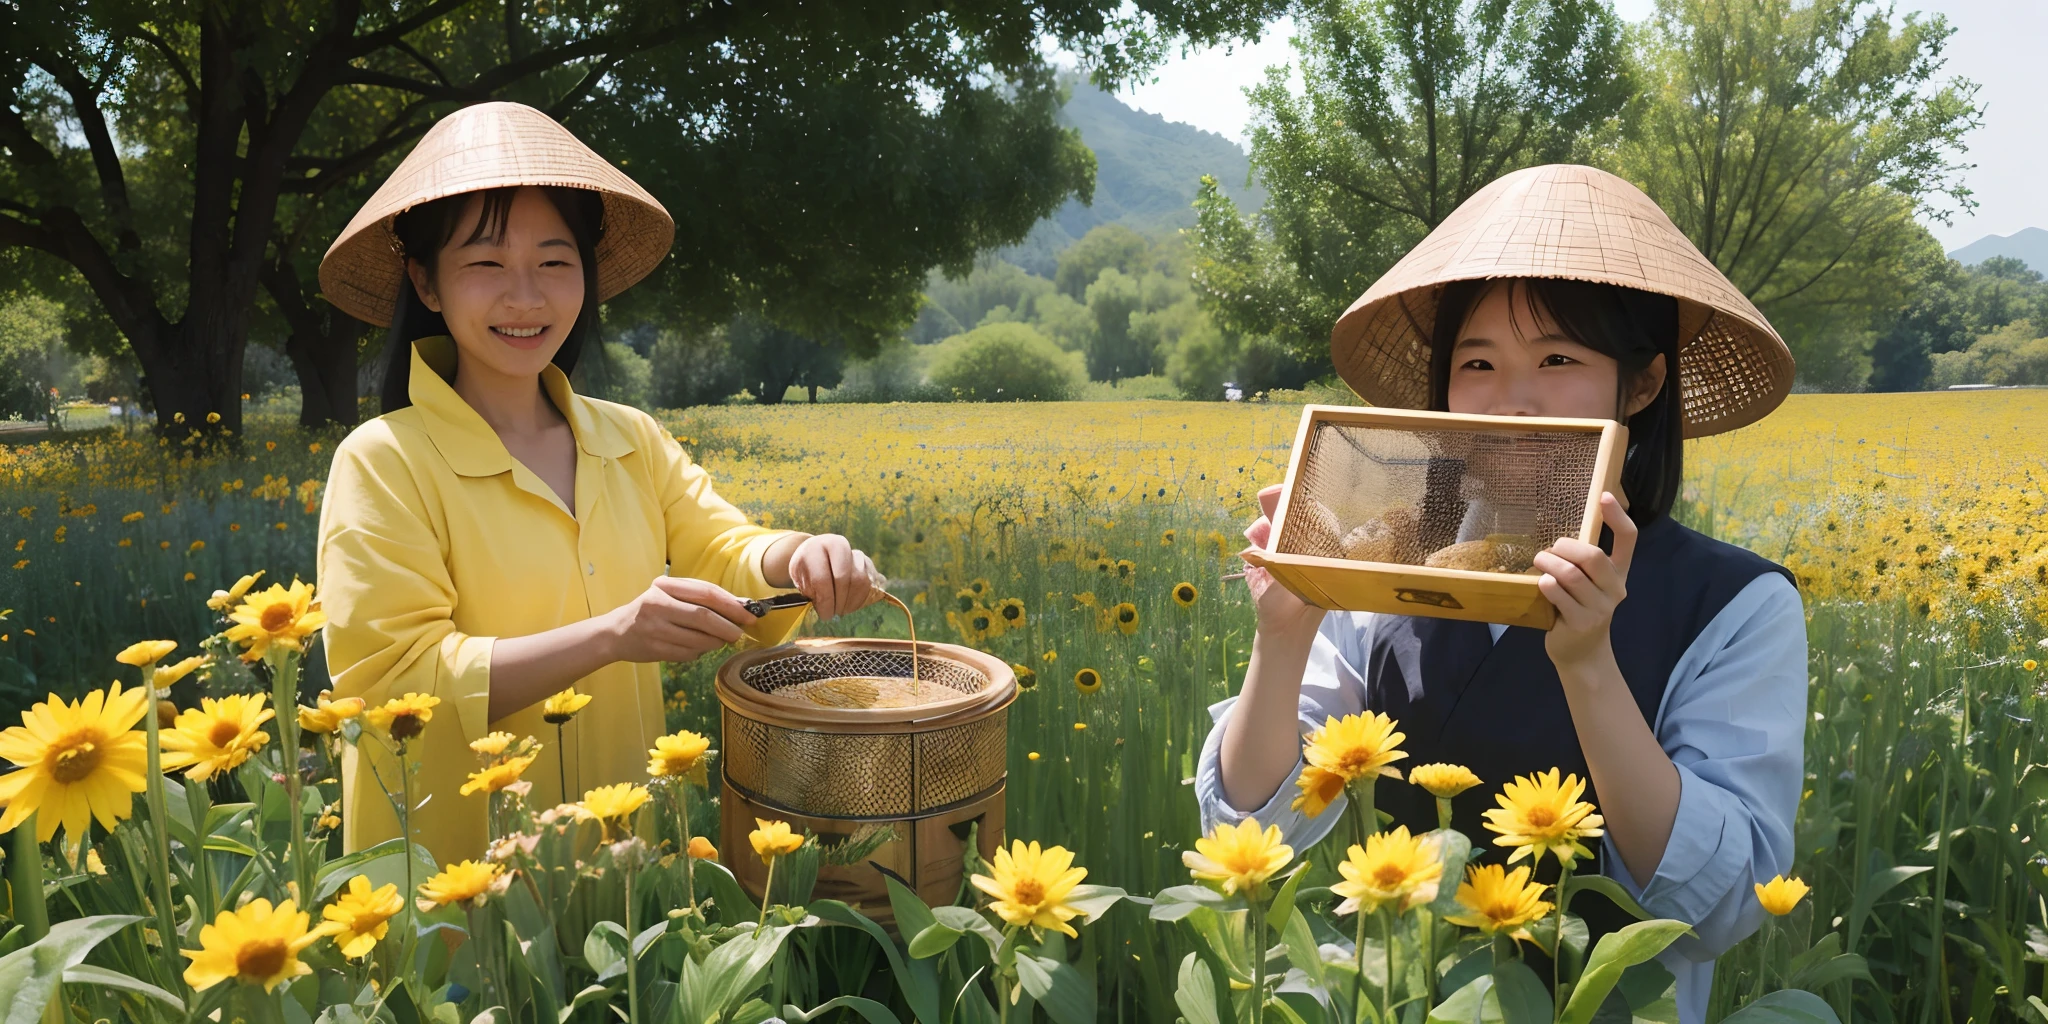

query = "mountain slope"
(1949, 227), (2048, 274)
(999, 82), (1265, 275)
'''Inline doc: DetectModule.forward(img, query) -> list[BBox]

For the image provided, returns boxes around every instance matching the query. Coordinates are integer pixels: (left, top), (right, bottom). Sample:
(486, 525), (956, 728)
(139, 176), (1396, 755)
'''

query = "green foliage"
(1616, 0), (1982, 390)
(1058, 225), (1161, 299)
(728, 317), (846, 405)
(927, 323), (1084, 401)
(650, 327), (746, 408)
(1869, 256), (2048, 391)
(1927, 319), (2048, 387)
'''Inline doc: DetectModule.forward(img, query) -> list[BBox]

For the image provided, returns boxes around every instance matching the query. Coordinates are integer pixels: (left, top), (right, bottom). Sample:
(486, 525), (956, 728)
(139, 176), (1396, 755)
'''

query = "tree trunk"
(807, 384), (817, 403)
(265, 258), (366, 427)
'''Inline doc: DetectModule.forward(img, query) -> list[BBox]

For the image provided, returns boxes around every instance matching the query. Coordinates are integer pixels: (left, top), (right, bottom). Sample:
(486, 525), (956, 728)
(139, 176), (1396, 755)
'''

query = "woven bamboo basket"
(715, 637), (1015, 926)
(1241, 405), (1627, 629)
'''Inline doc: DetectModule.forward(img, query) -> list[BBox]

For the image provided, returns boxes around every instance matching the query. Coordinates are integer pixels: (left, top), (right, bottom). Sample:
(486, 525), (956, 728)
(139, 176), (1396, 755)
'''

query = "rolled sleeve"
(647, 420), (805, 646)
(1605, 573), (1807, 961)
(318, 436), (500, 746)
(1194, 613), (1374, 853)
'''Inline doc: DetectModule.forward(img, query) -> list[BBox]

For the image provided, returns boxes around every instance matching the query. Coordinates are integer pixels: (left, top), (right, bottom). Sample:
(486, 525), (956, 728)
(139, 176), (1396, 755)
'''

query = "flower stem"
(1435, 796), (1452, 833)
(555, 724), (568, 805)
(1552, 859), (1576, 1019)
(625, 865), (642, 1024)
(677, 784), (697, 917)
(757, 857), (777, 933)
(138, 665), (183, 990)
(1381, 908), (1395, 1024)
(270, 652), (314, 904)
(1249, 900), (1267, 1024)
(1350, 905), (1367, 1024)
(185, 777), (215, 918)
(10, 818), (47, 939)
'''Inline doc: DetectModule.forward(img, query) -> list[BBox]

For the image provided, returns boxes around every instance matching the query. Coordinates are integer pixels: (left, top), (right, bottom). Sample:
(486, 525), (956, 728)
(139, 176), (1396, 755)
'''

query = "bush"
(1928, 319), (2048, 387)
(650, 327), (743, 407)
(830, 341), (948, 402)
(926, 323), (1083, 401)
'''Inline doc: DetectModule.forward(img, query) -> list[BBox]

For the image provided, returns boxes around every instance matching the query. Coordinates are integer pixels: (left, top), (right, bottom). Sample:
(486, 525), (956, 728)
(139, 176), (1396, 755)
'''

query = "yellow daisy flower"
(159, 693), (276, 781)
(1332, 826), (1443, 916)
(970, 840), (1090, 937)
(468, 731), (518, 759)
(0, 683), (150, 845)
(1443, 863), (1553, 938)
(749, 818), (805, 863)
(1074, 667), (1103, 694)
(222, 578), (326, 663)
(365, 692), (440, 742)
(298, 693), (366, 735)
(580, 783), (650, 837)
(1408, 763), (1482, 799)
(1482, 768), (1606, 869)
(1172, 582), (1199, 607)
(1183, 818), (1294, 899)
(207, 571), (263, 612)
(646, 730), (711, 784)
(1754, 875), (1810, 916)
(180, 898), (340, 992)
(1111, 602), (1139, 635)
(115, 639), (178, 667)
(417, 859), (504, 911)
(323, 875), (404, 960)
(1292, 713), (1408, 818)
(541, 687), (592, 724)
(461, 754), (537, 796)
(152, 654), (209, 691)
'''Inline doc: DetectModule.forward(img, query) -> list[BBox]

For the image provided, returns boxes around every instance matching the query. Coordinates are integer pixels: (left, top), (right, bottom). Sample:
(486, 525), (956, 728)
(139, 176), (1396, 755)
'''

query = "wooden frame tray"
(1240, 405), (1627, 630)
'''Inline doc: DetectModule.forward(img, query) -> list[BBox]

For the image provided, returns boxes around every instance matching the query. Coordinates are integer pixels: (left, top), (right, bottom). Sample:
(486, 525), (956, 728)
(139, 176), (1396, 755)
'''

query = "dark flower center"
(50, 736), (103, 783)
(236, 937), (290, 981)
(259, 604), (295, 633)
(208, 719), (244, 748)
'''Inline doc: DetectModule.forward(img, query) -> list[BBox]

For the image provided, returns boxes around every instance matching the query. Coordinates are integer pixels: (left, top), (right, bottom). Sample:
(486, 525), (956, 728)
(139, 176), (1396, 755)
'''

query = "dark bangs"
(379, 185), (607, 412)
(1427, 278), (1685, 524)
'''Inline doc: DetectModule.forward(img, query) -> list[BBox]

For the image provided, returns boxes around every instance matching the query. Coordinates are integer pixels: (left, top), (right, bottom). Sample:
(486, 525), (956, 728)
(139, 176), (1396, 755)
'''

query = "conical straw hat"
(319, 102), (673, 327)
(1330, 164), (1794, 438)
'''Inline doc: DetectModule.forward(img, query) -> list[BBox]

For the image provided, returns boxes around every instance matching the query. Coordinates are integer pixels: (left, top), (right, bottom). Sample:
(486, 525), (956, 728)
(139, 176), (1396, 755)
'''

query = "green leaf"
(1438, 946), (1495, 1002)
(1717, 990), (1842, 1024)
(1064, 883), (1126, 924)
(62, 962), (185, 1012)
(906, 921), (965, 959)
(782, 995), (904, 1024)
(559, 984), (617, 1024)
(1148, 884), (1234, 922)
(0, 914), (146, 1022)
(1490, 960), (1550, 1024)
(1427, 975), (1498, 1024)
(1267, 863), (1310, 937)
(676, 924), (794, 1024)
(1421, 830), (1475, 919)
(1559, 920), (1694, 1024)
(583, 920), (629, 981)
(1016, 953), (1094, 1024)
(1616, 960), (1677, 1016)
(1267, 994), (1313, 1024)
(697, 857), (761, 926)
(807, 899), (943, 1024)
(1278, 908), (1325, 987)
(931, 905), (1006, 960)
(1843, 865), (1930, 950)
(1174, 953), (1224, 1024)
(1785, 952), (1872, 993)
(1563, 874), (1654, 923)
(883, 873), (940, 943)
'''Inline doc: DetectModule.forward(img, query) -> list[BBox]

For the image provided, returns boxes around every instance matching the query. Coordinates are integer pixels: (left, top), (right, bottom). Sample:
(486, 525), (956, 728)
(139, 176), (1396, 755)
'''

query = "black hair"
(1428, 278), (1685, 523)
(379, 185), (607, 413)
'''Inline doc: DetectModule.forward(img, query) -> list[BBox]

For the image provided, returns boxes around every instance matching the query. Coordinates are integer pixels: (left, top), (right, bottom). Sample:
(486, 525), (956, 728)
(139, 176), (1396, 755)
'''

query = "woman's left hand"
(1534, 492), (1637, 672)
(784, 533), (883, 620)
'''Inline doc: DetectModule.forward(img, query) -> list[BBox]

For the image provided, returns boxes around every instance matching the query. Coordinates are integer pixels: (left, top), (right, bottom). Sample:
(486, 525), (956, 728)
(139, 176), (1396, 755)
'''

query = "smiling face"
(1445, 282), (1665, 422)
(404, 186), (586, 381)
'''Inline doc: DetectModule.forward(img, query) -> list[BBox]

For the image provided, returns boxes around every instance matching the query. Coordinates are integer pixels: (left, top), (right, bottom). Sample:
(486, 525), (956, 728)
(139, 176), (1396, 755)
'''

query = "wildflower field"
(0, 390), (2042, 1023)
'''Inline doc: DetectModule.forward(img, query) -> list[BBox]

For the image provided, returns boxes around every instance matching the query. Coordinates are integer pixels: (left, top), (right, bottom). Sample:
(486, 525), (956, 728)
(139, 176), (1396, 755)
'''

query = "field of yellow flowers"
(0, 390), (2041, 1022)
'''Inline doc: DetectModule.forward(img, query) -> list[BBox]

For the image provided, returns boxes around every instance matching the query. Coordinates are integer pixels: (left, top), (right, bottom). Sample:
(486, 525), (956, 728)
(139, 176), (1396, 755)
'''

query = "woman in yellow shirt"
(313, 102), (881, 861)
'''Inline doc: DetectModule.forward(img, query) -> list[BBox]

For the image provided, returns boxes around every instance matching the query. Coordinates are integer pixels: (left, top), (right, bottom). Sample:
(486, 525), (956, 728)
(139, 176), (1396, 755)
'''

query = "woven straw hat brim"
(1330, 164), (1795, 438)
(319, 102), (674, 328)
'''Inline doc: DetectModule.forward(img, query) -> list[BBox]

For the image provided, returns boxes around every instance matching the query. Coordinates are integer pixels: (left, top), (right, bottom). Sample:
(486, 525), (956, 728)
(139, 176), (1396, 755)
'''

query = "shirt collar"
(407, 336), (636, 477)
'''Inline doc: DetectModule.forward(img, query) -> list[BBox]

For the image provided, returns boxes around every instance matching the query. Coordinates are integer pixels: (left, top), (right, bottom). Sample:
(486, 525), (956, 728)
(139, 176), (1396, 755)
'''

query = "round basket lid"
(715, 638), (1015, 730)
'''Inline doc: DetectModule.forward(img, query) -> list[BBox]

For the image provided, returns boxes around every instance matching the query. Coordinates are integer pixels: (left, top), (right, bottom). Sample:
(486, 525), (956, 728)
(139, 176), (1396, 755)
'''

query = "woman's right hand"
(1243, 483), (1326, 640)
(602, 577), (759, 664)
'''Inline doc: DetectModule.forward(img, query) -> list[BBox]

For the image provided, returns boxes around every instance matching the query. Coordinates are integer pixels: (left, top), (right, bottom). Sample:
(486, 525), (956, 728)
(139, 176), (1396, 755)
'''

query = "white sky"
(1113, 0), (2044, 252)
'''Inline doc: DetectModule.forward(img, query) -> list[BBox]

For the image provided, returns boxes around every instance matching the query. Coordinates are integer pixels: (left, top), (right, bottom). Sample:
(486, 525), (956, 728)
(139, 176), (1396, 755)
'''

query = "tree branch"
(335, 66), (483, 102)
(128, 27), (200, 111)
(29, 46), (142, 253)
(349, 0), (471, 58)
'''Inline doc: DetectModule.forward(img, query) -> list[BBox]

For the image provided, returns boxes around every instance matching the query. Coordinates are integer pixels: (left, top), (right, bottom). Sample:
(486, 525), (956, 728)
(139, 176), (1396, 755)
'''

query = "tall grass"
(0, 402), (2043, 1020)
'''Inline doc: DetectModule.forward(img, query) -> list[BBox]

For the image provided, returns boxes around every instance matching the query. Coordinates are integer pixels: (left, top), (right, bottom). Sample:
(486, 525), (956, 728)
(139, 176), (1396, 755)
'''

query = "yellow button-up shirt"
(317, 336), (801, 861)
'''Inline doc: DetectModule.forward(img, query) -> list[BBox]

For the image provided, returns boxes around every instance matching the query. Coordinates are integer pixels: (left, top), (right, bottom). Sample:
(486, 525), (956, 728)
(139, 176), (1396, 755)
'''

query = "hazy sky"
(1115, 0), (2044, 252)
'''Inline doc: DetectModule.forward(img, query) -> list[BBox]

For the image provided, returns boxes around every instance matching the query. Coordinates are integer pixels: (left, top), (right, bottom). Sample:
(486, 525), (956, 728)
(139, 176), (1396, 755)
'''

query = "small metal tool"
(741, 592), (815, 618)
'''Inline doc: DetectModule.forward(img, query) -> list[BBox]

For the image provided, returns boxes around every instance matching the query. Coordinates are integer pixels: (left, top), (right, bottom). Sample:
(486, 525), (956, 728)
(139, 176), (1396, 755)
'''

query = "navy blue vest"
(1364, 515), (1793, 938)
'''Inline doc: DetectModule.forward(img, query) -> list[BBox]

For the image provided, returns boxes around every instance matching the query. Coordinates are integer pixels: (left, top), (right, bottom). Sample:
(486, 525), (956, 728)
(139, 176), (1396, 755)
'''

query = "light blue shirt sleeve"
(1193, 611), (1373, 853)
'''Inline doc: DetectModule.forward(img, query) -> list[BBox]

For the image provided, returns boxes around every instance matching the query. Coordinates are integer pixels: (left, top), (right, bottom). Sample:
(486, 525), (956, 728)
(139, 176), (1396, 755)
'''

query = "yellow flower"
(541, 687), (592, 724)
(1011, 663), (1037, 688)
(967, 577), (992, 599)
(1332, 826), (1443, 916)
(2026, 659), (2039, 672)
(222, 578), (326, 663)
(1111, 602), (1139, 635)
(152, 654), (209, 690)
(116, 639), (178, 667)
(970, 840), (1090, 938)
(469, 732), (518, 759)
(1042, 649), (1058, 663)
(298, 693), (366, 734)
(647, 730), (711, 784)
(1071, 591), (1097, 609)
(1408, 763), (1482, 800)
(964, 605), (1004, 641)
(1444, 863), (1553, 938)
(1292, 713), (1408, 818)
(996, 597), (1027, 628)
(687, 836), (718, 860)
(461, 754), (537, 796)
(580, 783), (650, 836)
(749, 818), (805, 863)
(1114, 559), (1136, 581)
(159, 693), (276, 781)
(365, 693), (440, 742)
(323, 875), (404, 960)
(1074, 667), (1103, 694)
(1482, 768), (1606, 869)
(180, 897), (339, 992)
(1184, 818), (1294, 898)
(1754, 875), (1810, 916)
(954, 588), (978, 613)
(206, 571), (264, 612)
(0, 683), (150, 845)
(1172, 582), (1199, 607)
(417, 859), (503, 910)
